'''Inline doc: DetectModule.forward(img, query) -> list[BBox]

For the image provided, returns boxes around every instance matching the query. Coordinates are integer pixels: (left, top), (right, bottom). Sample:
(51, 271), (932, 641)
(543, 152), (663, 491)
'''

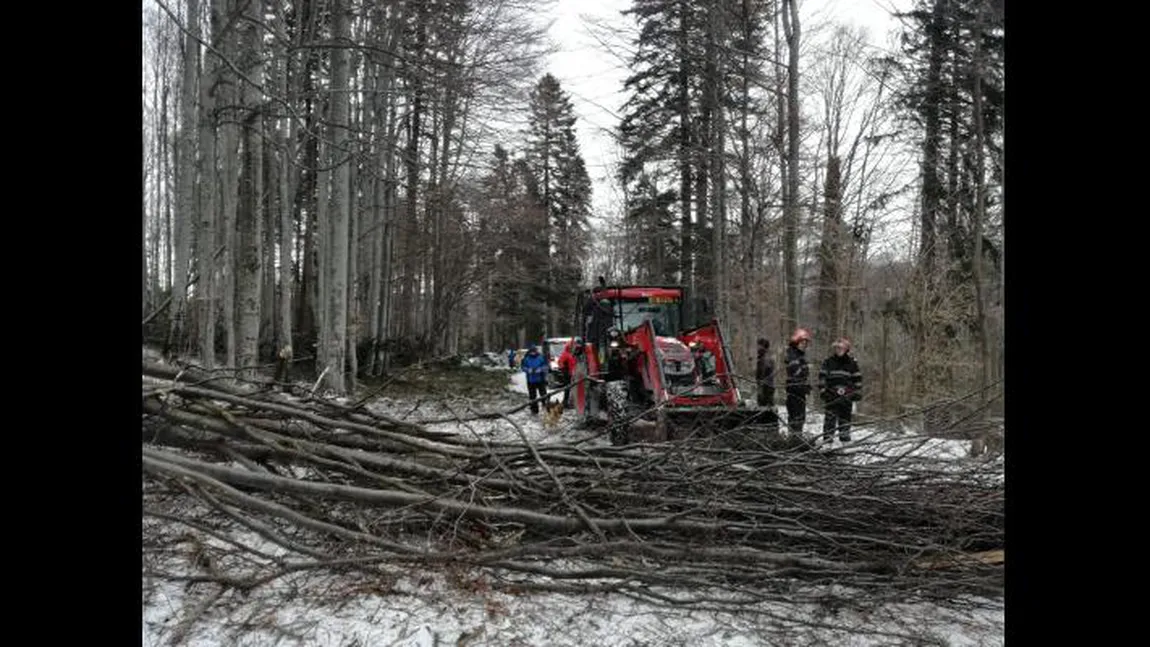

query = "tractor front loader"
(570, 284), (789, 448)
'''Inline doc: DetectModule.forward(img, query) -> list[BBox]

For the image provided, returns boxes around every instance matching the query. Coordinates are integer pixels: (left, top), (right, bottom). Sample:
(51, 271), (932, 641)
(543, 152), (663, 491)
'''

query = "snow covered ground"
(498, 369), (984, 462)
(143, 359), (1004, 646)
(144, 565), (1003, 647)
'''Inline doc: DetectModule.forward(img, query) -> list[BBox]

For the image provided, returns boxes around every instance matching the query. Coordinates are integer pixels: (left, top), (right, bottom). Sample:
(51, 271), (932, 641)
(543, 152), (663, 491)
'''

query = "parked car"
(543, 337), (572, 386)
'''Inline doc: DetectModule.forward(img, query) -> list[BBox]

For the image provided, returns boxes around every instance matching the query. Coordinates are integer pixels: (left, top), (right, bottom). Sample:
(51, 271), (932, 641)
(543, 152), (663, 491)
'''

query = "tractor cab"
(578, 286), (686, 344)
(608, 295), (682, 337)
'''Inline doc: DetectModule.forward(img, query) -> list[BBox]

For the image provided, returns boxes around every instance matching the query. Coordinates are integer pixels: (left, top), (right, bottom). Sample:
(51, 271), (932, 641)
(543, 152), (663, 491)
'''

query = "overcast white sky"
(543, 0), (913, 223)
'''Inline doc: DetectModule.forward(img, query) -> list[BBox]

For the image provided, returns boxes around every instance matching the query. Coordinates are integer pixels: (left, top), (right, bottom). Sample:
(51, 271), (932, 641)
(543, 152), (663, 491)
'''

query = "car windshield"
(616, 301), (680, 336)
(547, 340), (568, 360)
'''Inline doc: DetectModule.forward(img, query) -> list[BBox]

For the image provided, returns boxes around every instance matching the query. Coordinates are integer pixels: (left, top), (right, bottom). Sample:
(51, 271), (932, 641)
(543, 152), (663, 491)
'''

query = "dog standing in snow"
(542, 399), (564, 430)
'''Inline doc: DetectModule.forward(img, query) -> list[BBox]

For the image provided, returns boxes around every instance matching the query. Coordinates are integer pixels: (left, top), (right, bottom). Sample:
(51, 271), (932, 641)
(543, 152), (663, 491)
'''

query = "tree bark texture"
(277, 0), (295, 368)
(782, 0), (801, 332)
(816, 155), (842, 341)
(169, 0), (200, 357)
(913, 0), (949, 398)
(324, 0), (352, 394)
(219, 20), (240, 371)
(236, 0), (264, 377)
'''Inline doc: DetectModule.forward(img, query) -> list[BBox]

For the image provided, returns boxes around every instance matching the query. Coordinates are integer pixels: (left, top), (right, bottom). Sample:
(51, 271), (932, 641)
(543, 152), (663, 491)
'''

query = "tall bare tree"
(323, 0), (352, 393)
(970, 0), (991, 409)
(707, 0), (728, 323)
(293, 0), (323, 349)
(235, 0), (264, 377)
(366, 1), (405, 376)
(781, 0), (801, 331)
(143, 94), (150, 320)
(218, 0), (241, 370)
(168, 0), (200, 357)
(195, 0), (225, 369)
(274, 0), (296, 368)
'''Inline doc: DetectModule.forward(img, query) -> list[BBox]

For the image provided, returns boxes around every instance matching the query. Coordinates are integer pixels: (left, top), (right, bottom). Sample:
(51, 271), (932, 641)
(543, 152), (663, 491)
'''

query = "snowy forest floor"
(142, 351), (1004, 646)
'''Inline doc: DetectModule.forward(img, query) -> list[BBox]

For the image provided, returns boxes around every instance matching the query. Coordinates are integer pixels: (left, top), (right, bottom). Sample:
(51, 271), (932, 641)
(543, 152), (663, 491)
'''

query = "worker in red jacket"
(556, 337), (581, 409)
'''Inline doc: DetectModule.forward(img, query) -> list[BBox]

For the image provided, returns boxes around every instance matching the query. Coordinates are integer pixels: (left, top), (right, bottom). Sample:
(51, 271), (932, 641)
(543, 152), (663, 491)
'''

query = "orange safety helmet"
(790, 328), (812, 344)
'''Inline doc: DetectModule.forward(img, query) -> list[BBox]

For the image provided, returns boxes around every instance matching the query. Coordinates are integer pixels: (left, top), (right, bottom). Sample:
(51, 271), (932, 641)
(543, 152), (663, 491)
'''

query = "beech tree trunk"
(277, 0), (295, 368)
(708, 1), (727, 324)
(196, 0), (222, 368)
(971, 2), (991, 410)
(324, 0), (351, 394)
(219, 18), (240, 370)
(781, 0), (801, 331)
(169, 0), (200, 356)
(236, 0), (264, 376)
(677, 7), (693, 303)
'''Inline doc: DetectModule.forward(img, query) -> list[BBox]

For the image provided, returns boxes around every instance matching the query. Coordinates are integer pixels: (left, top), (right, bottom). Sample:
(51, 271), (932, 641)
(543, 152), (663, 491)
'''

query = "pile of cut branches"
(142, 355), (1003, 615)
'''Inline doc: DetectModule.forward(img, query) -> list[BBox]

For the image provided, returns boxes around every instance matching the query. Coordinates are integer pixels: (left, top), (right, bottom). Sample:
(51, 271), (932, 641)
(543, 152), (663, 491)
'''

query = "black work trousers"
(785, 393), (807, 435)
(823, 399), (853, 441)
(557, 371), (572, 408)
(527, 381), (548, 414)
(757, 385), (775, 408)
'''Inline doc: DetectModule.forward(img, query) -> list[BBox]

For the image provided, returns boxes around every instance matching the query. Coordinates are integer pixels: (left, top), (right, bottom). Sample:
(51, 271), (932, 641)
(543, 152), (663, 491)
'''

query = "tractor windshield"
(616, 301), (680, 336)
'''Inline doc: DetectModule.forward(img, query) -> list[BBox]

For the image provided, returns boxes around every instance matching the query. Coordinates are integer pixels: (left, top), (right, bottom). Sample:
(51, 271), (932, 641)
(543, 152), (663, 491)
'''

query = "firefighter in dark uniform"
(755, 337), (779, 433)
(755, 338), (776, 407)
(784, 328), (813, 435)
(818, 337), (863, 444)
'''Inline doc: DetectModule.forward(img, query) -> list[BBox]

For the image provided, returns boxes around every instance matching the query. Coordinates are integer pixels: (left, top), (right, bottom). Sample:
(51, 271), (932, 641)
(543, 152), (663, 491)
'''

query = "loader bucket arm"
(676, 319), (742, 408)
(622, 319), (669, 406)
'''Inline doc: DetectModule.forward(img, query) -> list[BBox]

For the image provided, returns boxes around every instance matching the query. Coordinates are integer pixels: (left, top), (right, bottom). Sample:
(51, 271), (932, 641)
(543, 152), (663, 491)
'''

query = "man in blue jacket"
(521, 344), (550, 414)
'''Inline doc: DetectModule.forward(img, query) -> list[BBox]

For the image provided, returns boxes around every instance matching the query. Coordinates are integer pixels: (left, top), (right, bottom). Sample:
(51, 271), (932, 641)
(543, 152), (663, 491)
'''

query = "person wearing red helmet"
(784, 327), (813, 436)
(818, 337), (863, 444)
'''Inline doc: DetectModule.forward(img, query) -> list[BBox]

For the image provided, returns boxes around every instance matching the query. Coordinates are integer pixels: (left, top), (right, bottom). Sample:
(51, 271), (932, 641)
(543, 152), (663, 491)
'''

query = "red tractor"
(569, 281), (781, 445)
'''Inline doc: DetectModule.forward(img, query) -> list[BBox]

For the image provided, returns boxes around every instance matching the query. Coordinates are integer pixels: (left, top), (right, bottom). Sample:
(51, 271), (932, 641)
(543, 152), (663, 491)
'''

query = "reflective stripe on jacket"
(818, 353), (862, 397)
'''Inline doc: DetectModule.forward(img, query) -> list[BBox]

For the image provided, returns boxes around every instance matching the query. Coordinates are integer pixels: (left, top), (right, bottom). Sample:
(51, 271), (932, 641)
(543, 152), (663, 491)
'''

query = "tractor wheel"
(604, 381), (631, 446)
